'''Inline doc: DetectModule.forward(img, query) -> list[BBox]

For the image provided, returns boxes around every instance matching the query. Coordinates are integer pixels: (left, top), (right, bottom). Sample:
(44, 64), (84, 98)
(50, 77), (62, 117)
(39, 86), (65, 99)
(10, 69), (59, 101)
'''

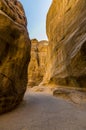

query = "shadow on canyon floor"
(0, 89), (86, 130)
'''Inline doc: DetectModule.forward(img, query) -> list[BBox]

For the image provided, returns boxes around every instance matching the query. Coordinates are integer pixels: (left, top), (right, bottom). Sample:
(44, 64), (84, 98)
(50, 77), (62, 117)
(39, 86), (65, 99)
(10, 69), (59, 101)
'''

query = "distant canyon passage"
(28, 39), (48, 87)
(0, 0), (31, 114)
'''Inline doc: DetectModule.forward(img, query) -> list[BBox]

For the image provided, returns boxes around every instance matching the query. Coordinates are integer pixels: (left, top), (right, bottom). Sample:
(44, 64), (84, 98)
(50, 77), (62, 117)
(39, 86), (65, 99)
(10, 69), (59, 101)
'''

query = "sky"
(20, 0), (52, 40)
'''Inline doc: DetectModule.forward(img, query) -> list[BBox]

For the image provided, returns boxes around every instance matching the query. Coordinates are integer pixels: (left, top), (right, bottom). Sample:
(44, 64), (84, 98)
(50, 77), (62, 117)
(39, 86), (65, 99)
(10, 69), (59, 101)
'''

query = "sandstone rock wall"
(28, 39), (48, 87)
(0, 0), (31, 114)
(43, 0), (86, 88)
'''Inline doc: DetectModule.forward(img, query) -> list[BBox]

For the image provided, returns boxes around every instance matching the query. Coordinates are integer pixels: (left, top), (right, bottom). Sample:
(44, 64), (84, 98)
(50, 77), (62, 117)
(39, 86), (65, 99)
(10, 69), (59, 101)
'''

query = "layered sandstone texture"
(0, 0), (31, 114)
(28, 39), (48, 87)
(43, 0), (86, 88)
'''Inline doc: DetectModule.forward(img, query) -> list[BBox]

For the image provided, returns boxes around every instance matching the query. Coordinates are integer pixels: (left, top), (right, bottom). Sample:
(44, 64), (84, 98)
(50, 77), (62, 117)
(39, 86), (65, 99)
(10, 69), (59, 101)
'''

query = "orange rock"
(43, 0), (86, 88)
(28, 39), (48, 87)
(0, 0), (31, 114)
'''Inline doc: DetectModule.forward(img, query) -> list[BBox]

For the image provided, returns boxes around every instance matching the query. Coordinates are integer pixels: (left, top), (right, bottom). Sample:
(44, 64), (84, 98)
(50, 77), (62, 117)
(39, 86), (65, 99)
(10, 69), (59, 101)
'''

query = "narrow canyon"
(28, 0), (86, 101)
(0, 0), (86, 130)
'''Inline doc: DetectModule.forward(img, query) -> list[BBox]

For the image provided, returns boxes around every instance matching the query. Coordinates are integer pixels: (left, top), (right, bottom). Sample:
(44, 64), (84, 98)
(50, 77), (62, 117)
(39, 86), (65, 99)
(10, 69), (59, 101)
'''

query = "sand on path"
(0, 90), (86, 130)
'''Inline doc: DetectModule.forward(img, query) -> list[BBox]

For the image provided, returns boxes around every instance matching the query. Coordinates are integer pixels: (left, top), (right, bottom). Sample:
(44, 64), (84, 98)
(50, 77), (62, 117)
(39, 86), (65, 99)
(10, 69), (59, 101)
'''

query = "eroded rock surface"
(0, 0), (31, 114)
(43, 0), (86, 88)
(28, 39), (48, 87)
(53, 87), (86, 104)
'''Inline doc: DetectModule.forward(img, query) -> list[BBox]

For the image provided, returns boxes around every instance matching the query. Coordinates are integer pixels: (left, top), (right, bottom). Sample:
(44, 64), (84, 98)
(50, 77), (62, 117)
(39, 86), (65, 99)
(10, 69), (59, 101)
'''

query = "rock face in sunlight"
(43, 0), (86, 88)
(28, 39), (48, 87)
(0, 0), (31, 114)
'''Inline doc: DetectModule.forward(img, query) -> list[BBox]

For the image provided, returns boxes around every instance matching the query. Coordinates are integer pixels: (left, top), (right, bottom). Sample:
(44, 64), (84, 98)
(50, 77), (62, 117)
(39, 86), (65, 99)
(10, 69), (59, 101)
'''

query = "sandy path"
(0, 90), (86, 130)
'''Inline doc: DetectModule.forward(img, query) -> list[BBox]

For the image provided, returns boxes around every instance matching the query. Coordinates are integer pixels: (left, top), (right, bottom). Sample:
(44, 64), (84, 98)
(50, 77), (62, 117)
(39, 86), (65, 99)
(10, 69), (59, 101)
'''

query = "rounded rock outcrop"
(0, 0), (31, 114)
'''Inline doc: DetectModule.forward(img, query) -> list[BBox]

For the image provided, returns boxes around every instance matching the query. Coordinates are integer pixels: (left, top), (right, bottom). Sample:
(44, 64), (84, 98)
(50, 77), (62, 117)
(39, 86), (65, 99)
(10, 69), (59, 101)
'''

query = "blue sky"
(20, 0), (52, 40)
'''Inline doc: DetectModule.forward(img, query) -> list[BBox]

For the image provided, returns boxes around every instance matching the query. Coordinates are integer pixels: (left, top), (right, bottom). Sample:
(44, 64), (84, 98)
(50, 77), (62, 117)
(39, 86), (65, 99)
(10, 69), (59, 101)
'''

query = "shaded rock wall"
(0, 0), (31, 114)
(28, 39), (48, 87)
(43, 0), (86, 88)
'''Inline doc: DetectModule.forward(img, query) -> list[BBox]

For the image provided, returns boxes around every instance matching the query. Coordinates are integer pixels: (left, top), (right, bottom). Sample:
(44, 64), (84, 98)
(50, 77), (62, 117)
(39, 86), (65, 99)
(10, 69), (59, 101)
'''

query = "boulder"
(0, 0), (31, 114)
(43, 0), (86, 88)
(28, 39), (48, 87)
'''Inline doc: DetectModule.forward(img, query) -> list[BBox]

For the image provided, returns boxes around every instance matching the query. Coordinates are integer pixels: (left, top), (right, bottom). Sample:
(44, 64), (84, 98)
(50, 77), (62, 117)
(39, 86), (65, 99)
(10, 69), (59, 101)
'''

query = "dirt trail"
(0, 90), (86, 130)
